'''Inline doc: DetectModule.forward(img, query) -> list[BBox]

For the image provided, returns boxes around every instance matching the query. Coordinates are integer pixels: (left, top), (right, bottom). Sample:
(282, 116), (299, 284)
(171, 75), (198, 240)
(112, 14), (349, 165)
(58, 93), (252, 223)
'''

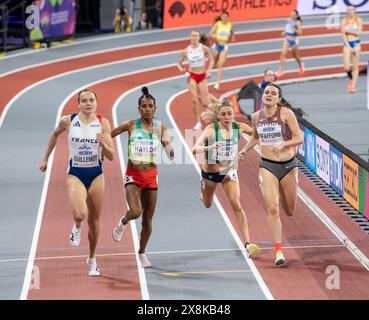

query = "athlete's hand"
(272, 143), (285, 153)
(209, 141), (224, 150)
(231, 34), (236, 42)
(281, 31), (285, 37)
(178, 65), (185, 73)
(39, 160), (48, 172)
(96, 133), (106, 147)
(238, 149), (246, 161)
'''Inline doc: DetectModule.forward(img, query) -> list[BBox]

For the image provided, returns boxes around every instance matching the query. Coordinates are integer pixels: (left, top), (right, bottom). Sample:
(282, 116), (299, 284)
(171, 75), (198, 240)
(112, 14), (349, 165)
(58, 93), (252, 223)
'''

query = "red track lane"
(27, 67), (180, 300)
(2, 23), (369, 119)
(170, 70), (369, 299)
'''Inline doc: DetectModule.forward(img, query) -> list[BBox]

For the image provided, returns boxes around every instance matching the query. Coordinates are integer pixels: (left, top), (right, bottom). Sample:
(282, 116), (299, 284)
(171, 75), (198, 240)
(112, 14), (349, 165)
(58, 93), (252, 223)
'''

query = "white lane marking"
(3, 244), (346, 264)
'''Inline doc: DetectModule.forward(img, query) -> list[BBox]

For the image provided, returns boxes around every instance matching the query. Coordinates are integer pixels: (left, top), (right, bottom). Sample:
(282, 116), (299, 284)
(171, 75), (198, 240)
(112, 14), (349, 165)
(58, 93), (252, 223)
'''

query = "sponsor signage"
(343, 155), (359, 210)
(316, 136), (330, 184)
(330, 145), (343, 196)
(30, 0), (76, 41)
(298, 0), (369, 16)
(305, 128), (316, 173)
(163, 0), (298, 29)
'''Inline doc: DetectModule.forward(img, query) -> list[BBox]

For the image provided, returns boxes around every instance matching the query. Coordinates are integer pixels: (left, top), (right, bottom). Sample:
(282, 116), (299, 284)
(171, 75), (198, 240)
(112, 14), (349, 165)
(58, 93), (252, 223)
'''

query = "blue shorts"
(68, 165), (103, 189)
(348, 39), (360, 49)
(214, 43), (228, 53)
(286, 38), (298, 47)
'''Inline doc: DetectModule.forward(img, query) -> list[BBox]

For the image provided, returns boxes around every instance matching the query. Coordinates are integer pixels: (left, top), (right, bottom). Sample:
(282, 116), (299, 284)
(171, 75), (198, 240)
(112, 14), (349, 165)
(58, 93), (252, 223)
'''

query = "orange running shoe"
(298, 62), (305, 76)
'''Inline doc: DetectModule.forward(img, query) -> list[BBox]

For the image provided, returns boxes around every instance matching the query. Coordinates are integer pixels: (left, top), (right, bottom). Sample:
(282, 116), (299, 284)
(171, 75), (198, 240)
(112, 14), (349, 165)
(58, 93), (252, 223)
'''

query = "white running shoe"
(69, 224), (81, 247)
(193, 122), (202, 130)
(86, 257), (100, 277)
(139, 253), (152, 268)
(112, 217), (126, 242)
(213, 82), (220, 90)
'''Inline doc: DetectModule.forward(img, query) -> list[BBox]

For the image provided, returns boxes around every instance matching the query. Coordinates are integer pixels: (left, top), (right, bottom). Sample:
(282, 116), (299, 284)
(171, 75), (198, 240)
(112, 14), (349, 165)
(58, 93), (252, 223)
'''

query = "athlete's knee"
(129, 206), (142, 220)
(230, 200), (242, 213)
(267, 204), (279, 217)
(141, 215), (153, 229)
(73, 209), (87, 223)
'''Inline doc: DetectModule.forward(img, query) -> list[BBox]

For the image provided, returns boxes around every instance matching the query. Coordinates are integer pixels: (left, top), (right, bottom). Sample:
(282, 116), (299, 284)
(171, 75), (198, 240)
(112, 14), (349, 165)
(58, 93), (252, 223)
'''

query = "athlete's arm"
(192, 125), (221, 154)
(111, 120), (133, 138)
(208, 23), (217, 40)
(230, 25), (235, 41)
(238, 113), (259, 160)
(97, 118), (115, 161)
(273, 108), (303, 152)
(348, 17), (363, 36)
(239, 122), (253, 135)
(203, 46), (214, 77)
(160, 123), (174, 161)
(296, 20), (302, 36)
(39, 116), (69, 172)
(341, 19), (350, 47)
(178, 49), (187, 73)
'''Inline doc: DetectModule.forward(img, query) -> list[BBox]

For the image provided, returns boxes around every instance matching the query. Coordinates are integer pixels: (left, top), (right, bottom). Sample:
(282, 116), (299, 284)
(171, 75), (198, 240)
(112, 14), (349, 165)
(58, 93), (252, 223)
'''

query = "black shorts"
(201, 167), (238, 184)
(259, 156), (298, 181)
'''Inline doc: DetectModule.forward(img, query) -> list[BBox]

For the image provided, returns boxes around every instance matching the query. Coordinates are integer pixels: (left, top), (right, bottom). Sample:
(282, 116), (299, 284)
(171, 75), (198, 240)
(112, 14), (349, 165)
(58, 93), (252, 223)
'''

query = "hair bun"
(142, 86), (149, 95)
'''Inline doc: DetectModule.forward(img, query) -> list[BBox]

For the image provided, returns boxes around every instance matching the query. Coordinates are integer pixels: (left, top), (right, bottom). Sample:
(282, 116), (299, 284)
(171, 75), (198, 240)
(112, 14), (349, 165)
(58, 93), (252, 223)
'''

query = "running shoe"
(213, 82), (220, 90)
(245, 243), (259, 258)
(139, 253), (152, 268)
(193, 122), (202, 130)
(298, 62), (305, 76)
(112, 217), (126, 242)
(86, 257), (100, 277)
(69, 224), (81, 247)
(275, 250), (286, 267)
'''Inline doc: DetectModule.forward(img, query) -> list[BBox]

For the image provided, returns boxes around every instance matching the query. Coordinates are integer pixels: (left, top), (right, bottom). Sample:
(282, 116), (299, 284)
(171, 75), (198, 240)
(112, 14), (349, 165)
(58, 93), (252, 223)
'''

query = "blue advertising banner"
(30, 0), (76, 41)
(305, 128), (316, 173)
(330, 145), (344, 196)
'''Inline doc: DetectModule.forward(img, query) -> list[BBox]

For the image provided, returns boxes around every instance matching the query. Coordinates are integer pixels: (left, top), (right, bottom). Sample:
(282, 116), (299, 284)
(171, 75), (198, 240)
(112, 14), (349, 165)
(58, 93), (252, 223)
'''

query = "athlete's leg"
(277, 39), (290, 75)
(138, 189), (158, 254)
(198, 79), (209, 109)
(66, 175), (88, 228)
(121, 183), (143, 224)
(222, 178), (250, 244)
(291, 45), (304, 74)
(343, 45), (351, 74)
(188, 78), (202, 124)
(201, 177), (218, 208)
(258, 168), (282, 244)
(215, 49), (228, 88)
(86, 174), (104, 258)
(279, 168), (299, 217)
(351, 44), (361, 91)
(213, 49), (220, 68)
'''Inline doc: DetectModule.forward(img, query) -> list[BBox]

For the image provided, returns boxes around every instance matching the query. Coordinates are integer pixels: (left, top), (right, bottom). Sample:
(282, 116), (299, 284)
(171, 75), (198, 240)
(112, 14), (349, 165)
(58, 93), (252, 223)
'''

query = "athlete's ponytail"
(294, 9), (302, 22)
(138, 86), (156, 106)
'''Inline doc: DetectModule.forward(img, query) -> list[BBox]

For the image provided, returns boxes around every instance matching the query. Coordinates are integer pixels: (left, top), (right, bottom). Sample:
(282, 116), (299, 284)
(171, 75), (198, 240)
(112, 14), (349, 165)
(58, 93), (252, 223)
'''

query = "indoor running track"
(0, 15), (369, 300)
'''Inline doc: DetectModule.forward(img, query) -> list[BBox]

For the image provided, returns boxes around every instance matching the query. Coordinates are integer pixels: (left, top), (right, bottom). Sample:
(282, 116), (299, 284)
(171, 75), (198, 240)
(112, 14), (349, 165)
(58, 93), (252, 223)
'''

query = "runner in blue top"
(276, 10), (304, 78)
